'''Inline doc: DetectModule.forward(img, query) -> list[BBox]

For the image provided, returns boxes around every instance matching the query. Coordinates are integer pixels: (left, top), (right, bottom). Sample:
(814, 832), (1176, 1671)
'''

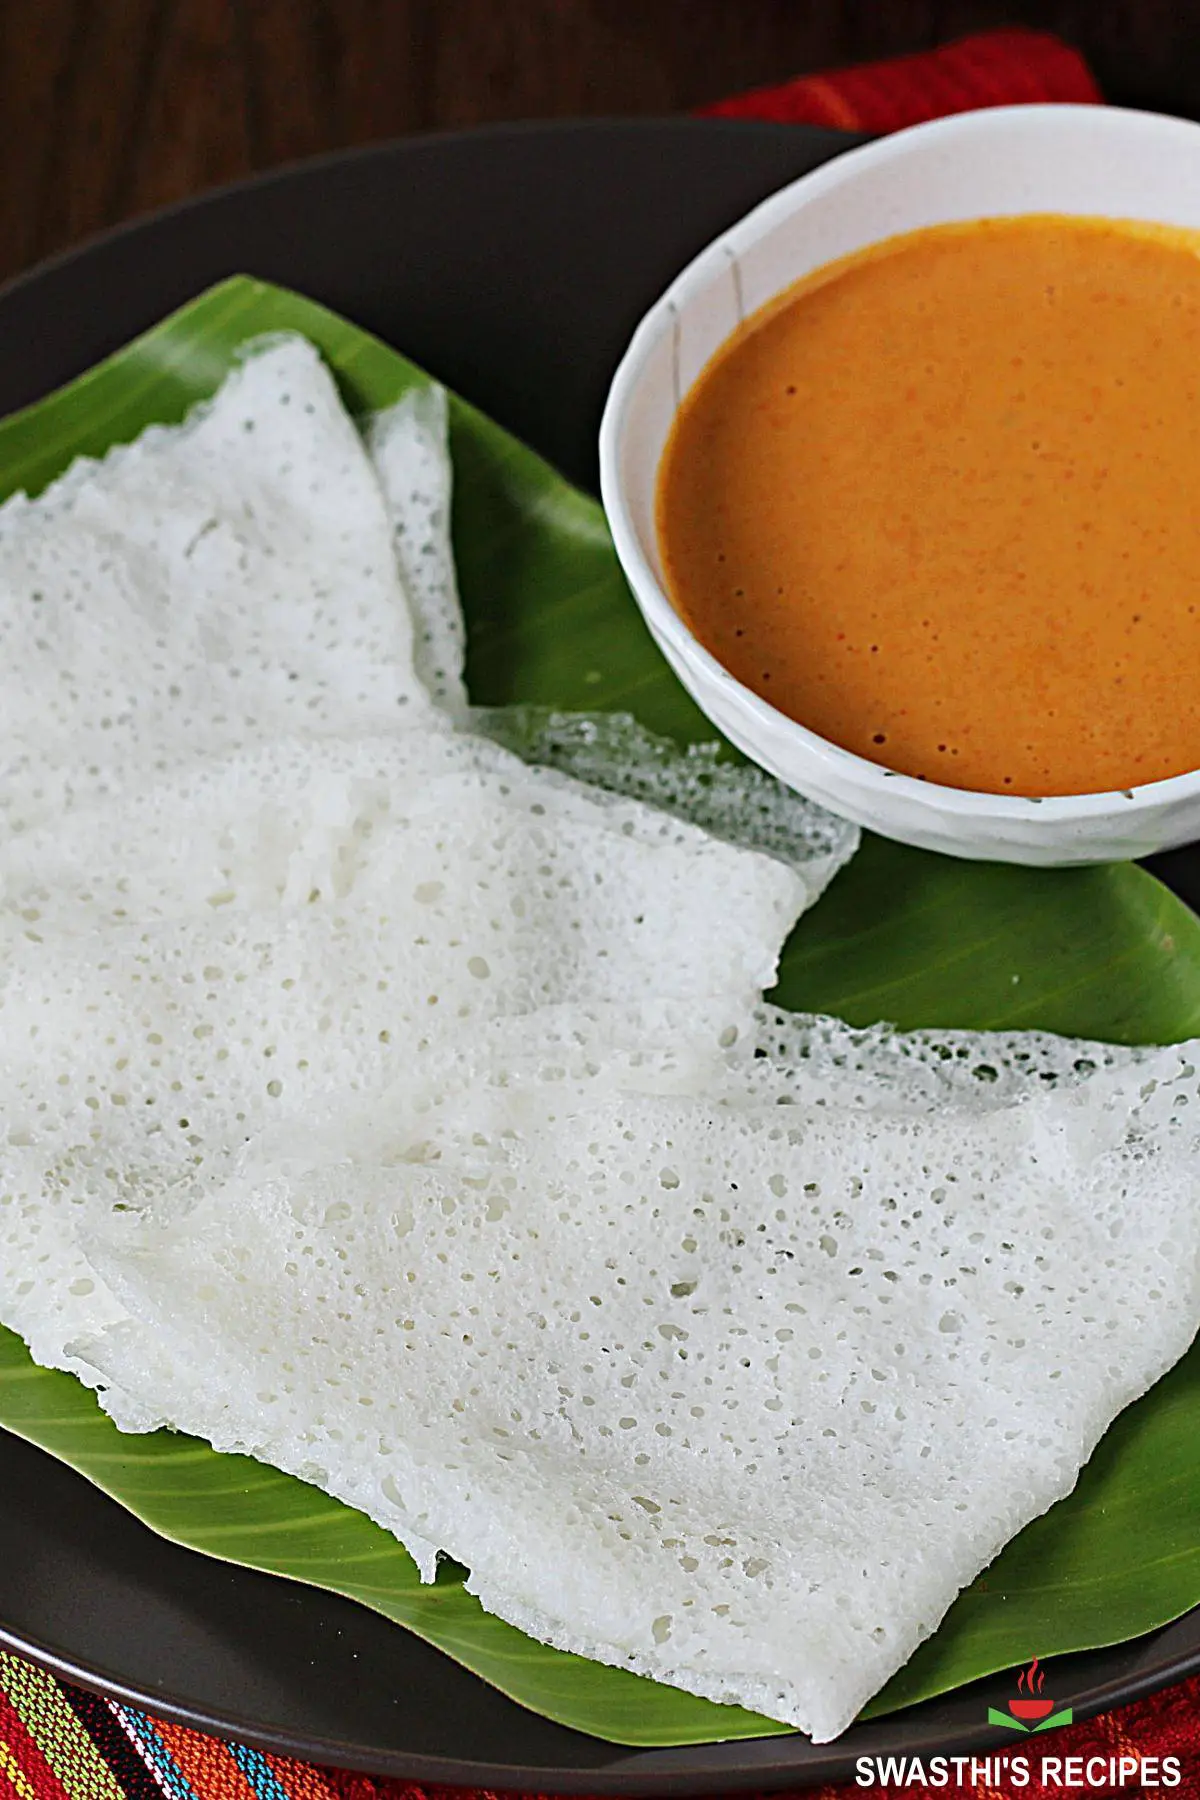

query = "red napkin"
(699, 27), (1101, 131)
(5, 27), (1197, 1800)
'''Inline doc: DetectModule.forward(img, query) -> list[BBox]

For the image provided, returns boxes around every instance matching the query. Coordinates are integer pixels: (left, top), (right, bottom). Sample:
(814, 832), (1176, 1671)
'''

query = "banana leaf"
(0, 276), (1196, 1746)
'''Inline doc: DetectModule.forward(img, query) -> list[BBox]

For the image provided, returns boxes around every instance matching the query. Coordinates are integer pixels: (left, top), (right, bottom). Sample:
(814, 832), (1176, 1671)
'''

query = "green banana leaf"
(0, 276), (1197, 1747)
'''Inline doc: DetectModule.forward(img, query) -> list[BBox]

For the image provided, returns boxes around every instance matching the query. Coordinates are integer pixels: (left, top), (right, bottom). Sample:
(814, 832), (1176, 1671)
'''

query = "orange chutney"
(655, 217), (1200, 796)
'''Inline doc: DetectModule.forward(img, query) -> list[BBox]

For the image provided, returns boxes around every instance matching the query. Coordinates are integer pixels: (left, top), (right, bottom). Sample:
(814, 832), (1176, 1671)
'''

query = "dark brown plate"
(0, 118), (1196, 1792)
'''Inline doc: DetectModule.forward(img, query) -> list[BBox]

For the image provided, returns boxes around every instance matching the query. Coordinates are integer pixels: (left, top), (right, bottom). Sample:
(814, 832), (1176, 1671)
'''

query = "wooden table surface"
(1, 0), (1195, 290)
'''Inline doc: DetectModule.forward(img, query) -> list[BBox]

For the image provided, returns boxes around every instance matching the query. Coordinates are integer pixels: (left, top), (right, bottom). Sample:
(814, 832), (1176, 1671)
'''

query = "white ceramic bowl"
(600, 104), (1200, 866)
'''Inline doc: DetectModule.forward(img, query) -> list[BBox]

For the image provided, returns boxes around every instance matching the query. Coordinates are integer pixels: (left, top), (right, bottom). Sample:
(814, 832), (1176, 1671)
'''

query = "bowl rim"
(598, 100), (1200, 826)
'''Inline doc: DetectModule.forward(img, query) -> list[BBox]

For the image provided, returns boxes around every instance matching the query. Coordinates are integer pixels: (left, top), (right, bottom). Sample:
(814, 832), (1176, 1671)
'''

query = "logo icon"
(987, 1658), (1074, 1733)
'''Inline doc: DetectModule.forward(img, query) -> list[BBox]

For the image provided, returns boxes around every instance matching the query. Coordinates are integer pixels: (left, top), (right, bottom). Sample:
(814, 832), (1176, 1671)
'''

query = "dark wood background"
(3, 1), (1198, 289)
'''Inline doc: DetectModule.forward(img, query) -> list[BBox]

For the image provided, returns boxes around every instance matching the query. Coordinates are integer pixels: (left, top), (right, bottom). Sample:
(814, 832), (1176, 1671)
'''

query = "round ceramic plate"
(0, 119), (1197, 1794)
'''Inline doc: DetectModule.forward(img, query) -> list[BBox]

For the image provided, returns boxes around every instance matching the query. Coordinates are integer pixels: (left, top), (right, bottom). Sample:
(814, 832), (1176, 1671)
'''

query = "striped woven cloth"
(0, 1653), (375, 1800)
(4, 25), (1198, 1800)
(5, 1638), (1200, 1800)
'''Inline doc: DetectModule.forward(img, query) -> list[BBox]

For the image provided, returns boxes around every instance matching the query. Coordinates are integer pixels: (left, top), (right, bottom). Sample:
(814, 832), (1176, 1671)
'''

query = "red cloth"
(699, 26), (1101, 131)
(8, 26), (1199, 1800)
